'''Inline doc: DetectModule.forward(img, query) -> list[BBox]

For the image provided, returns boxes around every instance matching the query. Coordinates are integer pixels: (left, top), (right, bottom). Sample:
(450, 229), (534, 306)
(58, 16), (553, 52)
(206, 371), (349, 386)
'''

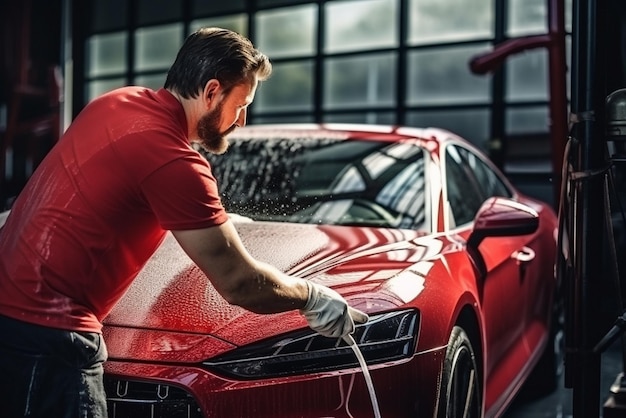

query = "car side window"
(462, 148), (512, 199)
(445, 146), (485, 226)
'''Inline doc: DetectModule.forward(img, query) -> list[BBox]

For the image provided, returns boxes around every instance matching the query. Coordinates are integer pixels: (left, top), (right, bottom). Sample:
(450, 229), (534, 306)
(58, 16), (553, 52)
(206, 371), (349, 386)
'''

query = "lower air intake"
(104, 377), (202, 418)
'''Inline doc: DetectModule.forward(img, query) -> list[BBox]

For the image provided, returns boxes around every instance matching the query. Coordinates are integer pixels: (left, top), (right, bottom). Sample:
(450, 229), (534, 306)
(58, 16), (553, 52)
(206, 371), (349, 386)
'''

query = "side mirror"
(467, 197), (539, 277)
(468, 197), (539, 249)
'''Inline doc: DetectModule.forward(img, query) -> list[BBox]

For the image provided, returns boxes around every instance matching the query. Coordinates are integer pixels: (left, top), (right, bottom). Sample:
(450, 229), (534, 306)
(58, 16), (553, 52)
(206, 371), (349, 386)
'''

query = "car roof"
(230, 123), (463, 146)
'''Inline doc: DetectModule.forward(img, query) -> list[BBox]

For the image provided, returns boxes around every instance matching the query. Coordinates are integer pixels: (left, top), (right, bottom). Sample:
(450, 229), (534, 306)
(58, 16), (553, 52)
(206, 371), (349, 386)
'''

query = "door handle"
(512, 246), (535, 263)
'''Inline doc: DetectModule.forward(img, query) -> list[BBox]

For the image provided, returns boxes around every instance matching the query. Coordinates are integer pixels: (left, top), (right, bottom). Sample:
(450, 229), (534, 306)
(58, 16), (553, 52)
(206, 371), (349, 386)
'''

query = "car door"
(444, 145), (532, 398)
(461, 145), (550, 349)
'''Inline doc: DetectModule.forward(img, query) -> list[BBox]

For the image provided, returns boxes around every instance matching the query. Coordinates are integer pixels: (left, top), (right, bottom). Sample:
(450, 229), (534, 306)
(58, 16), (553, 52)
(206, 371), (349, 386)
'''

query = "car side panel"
(479, 234), (533, 411)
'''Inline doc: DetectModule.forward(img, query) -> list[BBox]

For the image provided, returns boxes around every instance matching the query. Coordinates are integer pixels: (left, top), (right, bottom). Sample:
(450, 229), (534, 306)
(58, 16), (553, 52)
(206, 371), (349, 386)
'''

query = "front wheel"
(437, 326), (482, 418)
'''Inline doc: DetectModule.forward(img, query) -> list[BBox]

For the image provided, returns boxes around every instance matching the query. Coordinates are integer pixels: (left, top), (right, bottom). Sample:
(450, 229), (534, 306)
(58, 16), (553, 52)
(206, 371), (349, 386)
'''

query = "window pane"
(135, 24), (183, 72)
(408, 0), (493, 45)
(406, 109), (490, 150)
(134, 73), (167, 91)
(137, 0), (182, 25)
(565, 0), (573, 32)
(465, 149), (511, 198)
(90, 0), (128, 33)
(505, 49), (548, 101)
(506, 106), (549, 134)
(255, 5), (317, 59)
(507, 0), (546, 37)
(407, 44), (492, 106)
(324, 53), (396, 109)
(258, 0), (312, 7)
(87, 32), (127, 77)
(254, 60), (314, 112)
(446, 146), (484, 226)
(507, 0), (572, 35)
(86, 78), (126, 103)
(192, 0), (245, 16)
(190, 15), (247, 36)
(323, 112), (396, 125)
(325, 0), (398, 53)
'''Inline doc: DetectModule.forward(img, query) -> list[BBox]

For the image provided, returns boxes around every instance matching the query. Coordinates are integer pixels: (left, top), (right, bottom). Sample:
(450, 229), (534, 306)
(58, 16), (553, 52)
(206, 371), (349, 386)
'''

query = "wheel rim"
(447, 345), (479, 418)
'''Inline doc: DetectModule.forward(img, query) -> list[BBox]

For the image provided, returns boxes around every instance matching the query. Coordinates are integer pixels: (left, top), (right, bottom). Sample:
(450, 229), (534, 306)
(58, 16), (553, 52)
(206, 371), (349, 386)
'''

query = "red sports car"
(100, 124), (560, 418)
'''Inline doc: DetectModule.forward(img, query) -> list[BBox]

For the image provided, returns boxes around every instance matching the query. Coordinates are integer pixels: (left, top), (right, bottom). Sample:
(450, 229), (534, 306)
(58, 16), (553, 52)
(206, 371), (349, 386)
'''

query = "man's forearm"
(222, 260), (309, 314)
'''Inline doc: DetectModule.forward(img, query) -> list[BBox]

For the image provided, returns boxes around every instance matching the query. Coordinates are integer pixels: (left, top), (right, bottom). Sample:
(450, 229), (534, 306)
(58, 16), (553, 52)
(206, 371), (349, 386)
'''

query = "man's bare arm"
(171, 220), (309, 314)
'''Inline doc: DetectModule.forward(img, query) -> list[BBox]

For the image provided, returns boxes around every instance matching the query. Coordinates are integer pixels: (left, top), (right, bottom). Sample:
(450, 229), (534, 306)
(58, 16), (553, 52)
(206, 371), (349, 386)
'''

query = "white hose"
(343, 334), (382, 418)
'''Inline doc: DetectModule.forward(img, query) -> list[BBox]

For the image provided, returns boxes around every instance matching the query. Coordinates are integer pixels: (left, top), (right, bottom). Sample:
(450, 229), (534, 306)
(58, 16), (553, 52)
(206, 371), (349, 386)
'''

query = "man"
(0, 27), (367, 417)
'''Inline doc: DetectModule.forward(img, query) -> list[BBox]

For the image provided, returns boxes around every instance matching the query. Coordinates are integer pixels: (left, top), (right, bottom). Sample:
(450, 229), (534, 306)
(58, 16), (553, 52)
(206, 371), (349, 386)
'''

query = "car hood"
(103, 220), (433, 358)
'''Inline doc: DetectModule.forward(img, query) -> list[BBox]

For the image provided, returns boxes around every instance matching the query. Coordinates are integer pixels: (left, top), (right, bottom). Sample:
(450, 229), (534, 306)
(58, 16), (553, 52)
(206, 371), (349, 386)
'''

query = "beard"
(196, 103), (237, 155)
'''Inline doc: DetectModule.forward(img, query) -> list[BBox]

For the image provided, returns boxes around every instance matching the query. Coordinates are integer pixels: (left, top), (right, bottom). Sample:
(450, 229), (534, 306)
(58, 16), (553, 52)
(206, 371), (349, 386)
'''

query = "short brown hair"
(164, 27), (272, 99)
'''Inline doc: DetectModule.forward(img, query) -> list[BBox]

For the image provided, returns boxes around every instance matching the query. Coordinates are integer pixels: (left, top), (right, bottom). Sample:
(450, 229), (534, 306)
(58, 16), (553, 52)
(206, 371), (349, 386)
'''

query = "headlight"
(203, 309), (419, 380)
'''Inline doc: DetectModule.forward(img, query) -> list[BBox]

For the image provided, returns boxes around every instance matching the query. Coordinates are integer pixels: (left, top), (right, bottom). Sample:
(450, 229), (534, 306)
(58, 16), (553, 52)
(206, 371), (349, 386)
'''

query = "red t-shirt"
(0, 87), (229, 332)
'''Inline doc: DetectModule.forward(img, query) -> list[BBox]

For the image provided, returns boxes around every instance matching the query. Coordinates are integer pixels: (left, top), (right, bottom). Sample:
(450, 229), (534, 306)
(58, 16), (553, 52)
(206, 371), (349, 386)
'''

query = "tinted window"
(445, 145), (512, 227)
(202, 137), (428, 230)
(462, 148), (512, 199)
(445, 146), (484, 226)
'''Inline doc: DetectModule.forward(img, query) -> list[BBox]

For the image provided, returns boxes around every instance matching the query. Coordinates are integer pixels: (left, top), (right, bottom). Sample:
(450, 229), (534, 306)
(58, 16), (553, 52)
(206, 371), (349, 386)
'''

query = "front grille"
(104, 377), (203, 418)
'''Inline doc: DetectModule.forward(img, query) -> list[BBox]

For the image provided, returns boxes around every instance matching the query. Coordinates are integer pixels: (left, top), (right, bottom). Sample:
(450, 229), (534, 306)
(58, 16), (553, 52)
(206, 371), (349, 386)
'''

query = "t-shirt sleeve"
(140, 155), (229, 230)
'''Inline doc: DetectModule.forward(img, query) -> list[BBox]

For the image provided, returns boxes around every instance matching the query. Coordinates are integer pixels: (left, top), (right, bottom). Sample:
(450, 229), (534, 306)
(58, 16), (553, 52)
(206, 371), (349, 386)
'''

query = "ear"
(202, 79), (222, 106)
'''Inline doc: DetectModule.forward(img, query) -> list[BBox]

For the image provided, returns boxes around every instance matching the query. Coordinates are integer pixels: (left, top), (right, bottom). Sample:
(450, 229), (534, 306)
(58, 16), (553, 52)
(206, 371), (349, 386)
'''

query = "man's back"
(0, 87), (197, 332)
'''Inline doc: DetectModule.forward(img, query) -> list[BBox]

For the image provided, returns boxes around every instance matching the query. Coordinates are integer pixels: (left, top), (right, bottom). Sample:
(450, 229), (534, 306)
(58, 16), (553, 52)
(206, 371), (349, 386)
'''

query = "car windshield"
(201, 135), (428, 230)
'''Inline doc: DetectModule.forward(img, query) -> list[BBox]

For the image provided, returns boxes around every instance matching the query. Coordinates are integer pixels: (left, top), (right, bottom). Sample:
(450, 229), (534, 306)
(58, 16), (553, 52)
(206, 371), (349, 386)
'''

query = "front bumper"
(104, 347), (444, 418)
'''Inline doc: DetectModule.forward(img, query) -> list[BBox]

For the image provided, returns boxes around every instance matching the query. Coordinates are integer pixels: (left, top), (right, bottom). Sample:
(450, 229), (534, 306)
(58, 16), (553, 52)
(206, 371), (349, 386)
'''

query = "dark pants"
(0, 314), (108, 418)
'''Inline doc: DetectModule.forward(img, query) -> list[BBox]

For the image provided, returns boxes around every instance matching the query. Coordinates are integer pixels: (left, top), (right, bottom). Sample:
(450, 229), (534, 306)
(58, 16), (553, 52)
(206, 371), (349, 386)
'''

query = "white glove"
(300, 281), (369, 338)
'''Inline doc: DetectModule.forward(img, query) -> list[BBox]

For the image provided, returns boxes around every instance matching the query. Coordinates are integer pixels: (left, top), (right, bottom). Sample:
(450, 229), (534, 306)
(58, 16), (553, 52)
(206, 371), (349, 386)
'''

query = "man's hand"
(300, 281), (369, 338)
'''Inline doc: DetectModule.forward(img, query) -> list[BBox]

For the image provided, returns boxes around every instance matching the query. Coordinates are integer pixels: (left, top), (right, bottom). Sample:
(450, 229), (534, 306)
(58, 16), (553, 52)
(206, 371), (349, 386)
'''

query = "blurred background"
(0, 0), (584, 210)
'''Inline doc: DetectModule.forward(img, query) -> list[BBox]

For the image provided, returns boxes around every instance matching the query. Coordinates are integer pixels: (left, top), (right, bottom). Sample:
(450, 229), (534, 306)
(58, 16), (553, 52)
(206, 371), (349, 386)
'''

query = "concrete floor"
(504, 340), (626, 417)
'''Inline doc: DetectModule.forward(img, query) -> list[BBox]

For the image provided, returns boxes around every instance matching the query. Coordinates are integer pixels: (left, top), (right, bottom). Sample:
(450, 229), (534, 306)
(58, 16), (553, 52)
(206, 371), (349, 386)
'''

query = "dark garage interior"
(1, 0), (626, 417)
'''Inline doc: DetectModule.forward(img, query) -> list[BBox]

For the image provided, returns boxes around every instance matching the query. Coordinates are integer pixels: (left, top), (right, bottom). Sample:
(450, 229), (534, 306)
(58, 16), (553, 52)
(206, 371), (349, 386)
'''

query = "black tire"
(437, 326), (482, 418)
